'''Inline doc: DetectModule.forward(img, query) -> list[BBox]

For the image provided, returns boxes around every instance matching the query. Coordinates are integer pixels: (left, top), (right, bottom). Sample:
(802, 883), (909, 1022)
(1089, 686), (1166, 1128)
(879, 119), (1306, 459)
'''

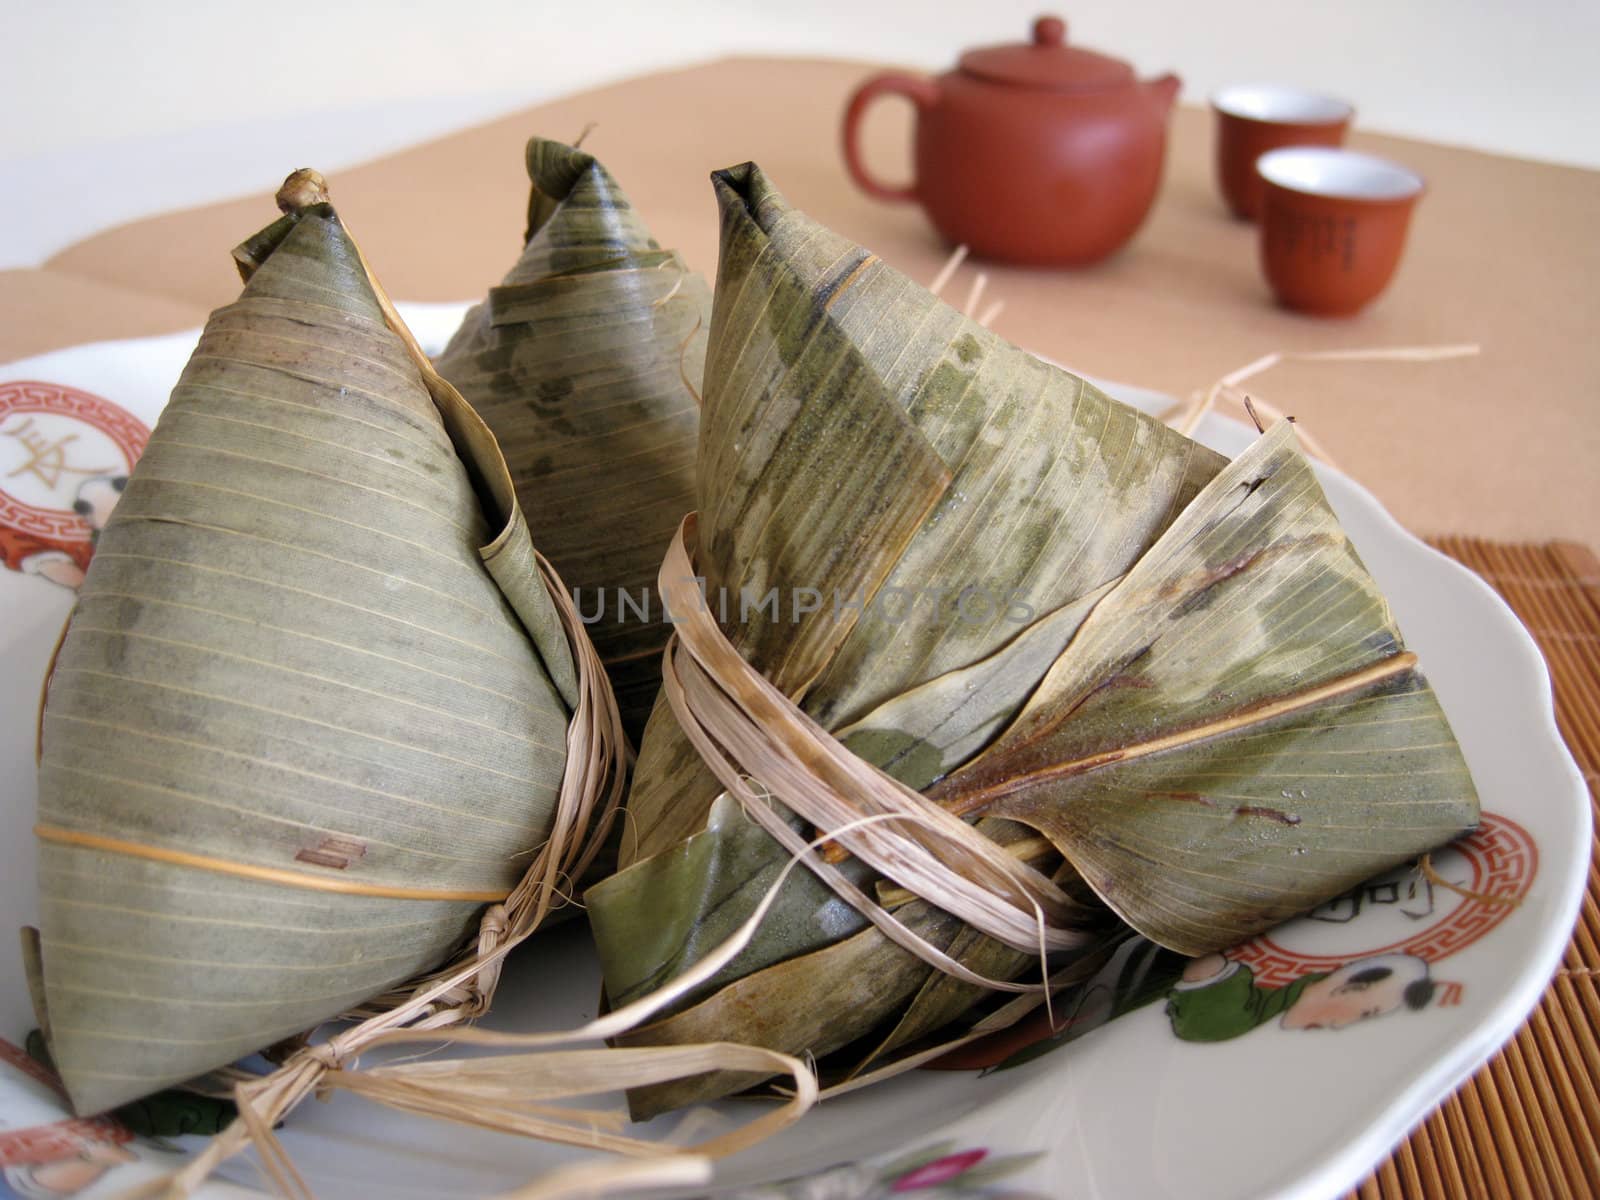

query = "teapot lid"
(959, 16), (1136, 91)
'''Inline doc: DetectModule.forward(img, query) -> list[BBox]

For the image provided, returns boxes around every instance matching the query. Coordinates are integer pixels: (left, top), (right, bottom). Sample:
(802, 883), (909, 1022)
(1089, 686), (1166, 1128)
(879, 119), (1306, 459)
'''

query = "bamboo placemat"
(1344, 538), (1600, 1200)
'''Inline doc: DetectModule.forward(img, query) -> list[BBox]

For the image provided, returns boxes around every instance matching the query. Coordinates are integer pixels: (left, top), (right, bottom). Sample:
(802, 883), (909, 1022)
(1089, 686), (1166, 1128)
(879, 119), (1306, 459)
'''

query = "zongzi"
(437, 138), (709, 739)
(31, 173), (578, 1115)
(584, 163), (1480, 1116)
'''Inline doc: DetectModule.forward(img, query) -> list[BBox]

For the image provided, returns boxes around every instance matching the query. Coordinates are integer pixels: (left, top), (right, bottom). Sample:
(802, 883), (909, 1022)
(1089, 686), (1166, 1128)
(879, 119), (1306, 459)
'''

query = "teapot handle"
(841, 73), (937, 204)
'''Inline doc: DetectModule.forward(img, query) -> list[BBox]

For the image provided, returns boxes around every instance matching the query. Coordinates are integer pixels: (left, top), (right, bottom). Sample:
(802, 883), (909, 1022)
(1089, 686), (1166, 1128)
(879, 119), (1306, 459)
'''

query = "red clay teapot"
(842, 16), (1180, 266)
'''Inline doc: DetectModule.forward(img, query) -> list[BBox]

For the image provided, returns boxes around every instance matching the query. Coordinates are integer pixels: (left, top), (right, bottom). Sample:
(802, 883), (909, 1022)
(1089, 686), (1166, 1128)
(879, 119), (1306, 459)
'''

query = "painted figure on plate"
(0, 382), (146, 592)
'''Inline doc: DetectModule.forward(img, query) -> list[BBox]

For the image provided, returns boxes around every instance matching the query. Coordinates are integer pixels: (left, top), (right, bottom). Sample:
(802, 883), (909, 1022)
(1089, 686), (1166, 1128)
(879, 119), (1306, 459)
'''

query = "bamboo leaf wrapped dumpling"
(31, 177), (577, 1115)
(585, 163), (1479, 1115)
(436, 138), (709, 738)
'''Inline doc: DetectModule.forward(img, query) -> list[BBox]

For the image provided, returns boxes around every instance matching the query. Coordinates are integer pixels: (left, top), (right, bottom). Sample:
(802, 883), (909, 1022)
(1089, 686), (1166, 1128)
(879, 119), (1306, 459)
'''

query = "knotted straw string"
(657, 516), (1095, 985)
(1160, 344), (1482, 463)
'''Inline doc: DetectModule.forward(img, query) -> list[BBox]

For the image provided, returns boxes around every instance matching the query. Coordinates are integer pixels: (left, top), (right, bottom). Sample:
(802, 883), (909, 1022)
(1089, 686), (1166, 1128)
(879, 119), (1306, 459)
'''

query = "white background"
(3, 0), (1595, 266)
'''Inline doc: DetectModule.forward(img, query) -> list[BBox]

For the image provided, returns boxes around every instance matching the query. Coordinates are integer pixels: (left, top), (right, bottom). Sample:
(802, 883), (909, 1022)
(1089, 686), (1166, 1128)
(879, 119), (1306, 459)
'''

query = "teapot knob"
(1032, 15), (1066, 46)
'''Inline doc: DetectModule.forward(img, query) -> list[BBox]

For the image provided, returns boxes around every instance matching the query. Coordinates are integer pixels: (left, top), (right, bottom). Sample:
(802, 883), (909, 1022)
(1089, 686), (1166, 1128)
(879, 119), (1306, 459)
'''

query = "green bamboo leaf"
(847, 820), (1110, 1073)
(937, 422), (1477, 953)
(436, 138), (711, 737)
(835, 582), (1116, 790)
(618, 887), (969, 1119)
(24, 1028), (239, 1137)
(587, 795), (870, 1014)
(612, 815), (1104, 1119)
(972, 937), (1184, 1073)
(732, 170), (1222, 733)
(34, 198), (571, 1115)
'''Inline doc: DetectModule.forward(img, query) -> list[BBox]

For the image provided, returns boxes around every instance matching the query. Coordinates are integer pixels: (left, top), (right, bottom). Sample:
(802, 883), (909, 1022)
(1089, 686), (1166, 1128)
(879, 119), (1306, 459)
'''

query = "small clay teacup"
(1256, 147), (1425, 316)
(1213, 85), (1354, 220)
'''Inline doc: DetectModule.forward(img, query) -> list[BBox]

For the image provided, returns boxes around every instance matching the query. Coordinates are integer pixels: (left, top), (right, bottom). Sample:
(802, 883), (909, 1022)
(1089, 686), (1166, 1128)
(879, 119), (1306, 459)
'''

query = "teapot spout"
(1148, 72), (1181, 110)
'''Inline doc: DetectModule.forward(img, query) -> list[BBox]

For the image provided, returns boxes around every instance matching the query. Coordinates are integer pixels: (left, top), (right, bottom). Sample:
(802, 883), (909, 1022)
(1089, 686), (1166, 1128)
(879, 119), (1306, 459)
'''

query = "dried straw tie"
(658, 515), (1093, 983)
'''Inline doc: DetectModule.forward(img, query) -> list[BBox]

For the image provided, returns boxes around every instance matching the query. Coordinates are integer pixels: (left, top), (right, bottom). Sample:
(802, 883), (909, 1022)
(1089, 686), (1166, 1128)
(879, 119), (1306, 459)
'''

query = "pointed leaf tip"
(711, 162), (784, 232)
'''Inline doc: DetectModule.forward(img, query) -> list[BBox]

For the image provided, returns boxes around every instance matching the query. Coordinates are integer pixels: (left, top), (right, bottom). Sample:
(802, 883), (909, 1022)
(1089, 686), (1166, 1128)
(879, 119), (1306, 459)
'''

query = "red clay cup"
(1212, 84), (1353, 220)
(1256, 147), (1425, 316)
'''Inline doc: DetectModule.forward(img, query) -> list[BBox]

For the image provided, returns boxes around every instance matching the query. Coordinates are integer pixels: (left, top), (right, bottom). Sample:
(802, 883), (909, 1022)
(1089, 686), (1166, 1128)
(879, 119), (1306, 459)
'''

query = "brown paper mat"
(1345, 538), (1600, 1200)
(3, 57), (1597, 545)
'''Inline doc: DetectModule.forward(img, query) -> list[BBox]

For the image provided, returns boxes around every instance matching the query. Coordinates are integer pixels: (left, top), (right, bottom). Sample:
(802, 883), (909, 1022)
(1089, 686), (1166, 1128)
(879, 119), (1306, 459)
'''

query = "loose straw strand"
(926, 244), (1005, 328)
(927, 244), (968, 298)
(1419, 852), (1524, 907)
(962, 271), (988, 320)
(490, 1157), (712, 1200)
(658, 515), (1090, 969)
(1159, 343), (1482, 460)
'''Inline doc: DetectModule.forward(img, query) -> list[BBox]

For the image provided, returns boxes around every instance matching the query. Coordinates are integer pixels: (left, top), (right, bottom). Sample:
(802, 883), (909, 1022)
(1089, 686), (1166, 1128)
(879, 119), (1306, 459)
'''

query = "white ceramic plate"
(0, 310), (1587, 1200)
